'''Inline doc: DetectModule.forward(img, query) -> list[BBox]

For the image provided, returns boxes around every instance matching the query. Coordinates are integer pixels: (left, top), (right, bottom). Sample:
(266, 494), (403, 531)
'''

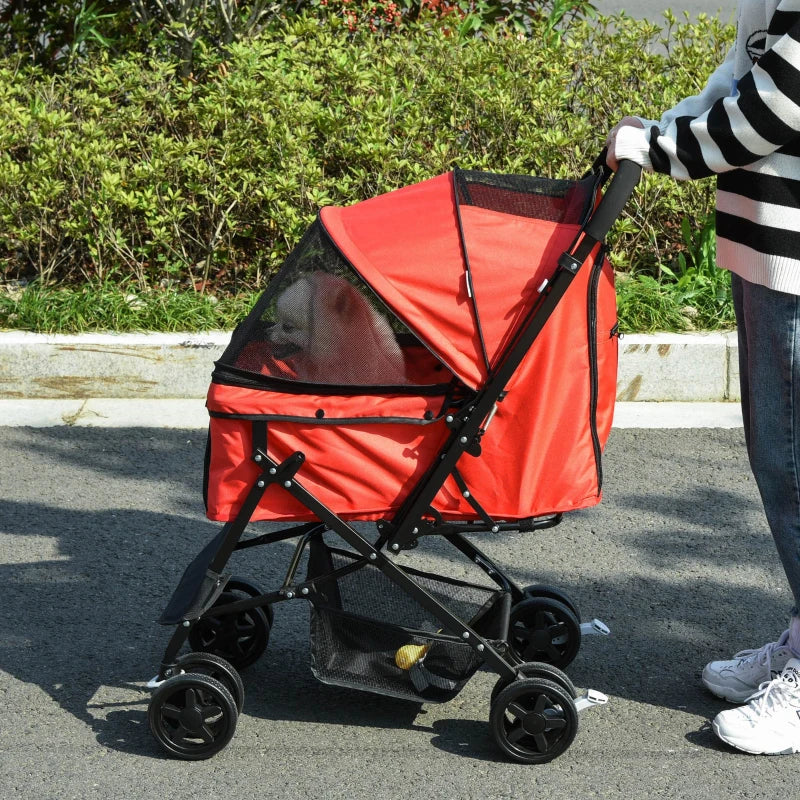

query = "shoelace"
(746, 672), (800, 717)
(733, 639), (784, 673)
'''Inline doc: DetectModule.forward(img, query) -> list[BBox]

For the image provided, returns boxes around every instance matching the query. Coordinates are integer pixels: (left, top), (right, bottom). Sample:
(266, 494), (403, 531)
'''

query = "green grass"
(0, 215), (735, 334)
(0, 270), (735, 334)
(0, 281), (258, 333)
(615, 213), (735, 333)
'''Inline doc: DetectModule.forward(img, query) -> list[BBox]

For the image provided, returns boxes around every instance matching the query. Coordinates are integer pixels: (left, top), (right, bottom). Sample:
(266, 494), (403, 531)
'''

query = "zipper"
(587, 248), (606, 494)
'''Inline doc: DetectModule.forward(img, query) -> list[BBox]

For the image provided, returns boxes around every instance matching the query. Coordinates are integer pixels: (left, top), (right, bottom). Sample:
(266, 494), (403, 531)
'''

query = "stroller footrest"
(575, 689), (609, 713)
(579, 618), (610, 637)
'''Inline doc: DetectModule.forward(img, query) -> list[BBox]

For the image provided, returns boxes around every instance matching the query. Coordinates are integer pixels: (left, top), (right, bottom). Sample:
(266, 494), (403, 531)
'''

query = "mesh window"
(216, 220), (450, 388)
(455, 169), (598, 226)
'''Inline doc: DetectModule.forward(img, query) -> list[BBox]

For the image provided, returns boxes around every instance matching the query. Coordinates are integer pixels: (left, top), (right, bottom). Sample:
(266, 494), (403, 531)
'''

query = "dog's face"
(269, 276), (314, 358)
(266, 271), (406, 384)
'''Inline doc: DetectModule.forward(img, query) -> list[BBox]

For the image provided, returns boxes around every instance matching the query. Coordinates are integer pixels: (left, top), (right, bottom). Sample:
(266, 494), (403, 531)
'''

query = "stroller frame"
(148, 159), (641, 764)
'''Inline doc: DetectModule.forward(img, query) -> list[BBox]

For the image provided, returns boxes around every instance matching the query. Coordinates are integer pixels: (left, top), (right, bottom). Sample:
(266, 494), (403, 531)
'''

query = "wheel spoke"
(199, 724), (215, 744)
(161, 703), (181, 721)
(202, 705), (223, 722)
(545, 716), (566, 732)
(168, 724), (191, 746)
(545, 642), (563, 661)
(507, 702), (528, 720)
(507, 722), (527, 744)
(534, 733), (549, 752)
(512, 624), (532, 646)
(534, 694), (550, 714)
(235, 614), (256, 631)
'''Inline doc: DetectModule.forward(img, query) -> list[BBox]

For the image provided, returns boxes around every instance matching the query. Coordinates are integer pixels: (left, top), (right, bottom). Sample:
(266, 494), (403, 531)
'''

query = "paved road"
(594, 2), (737, 21)
(0, 425), (796, 799)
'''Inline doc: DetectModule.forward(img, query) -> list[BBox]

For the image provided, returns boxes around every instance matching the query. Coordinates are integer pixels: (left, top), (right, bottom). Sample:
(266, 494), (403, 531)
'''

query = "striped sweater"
(613, 0), (800, 294)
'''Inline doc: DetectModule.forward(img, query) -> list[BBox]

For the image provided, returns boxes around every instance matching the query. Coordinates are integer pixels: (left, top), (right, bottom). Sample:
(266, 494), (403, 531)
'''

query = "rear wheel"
(188, 587), (271, 670)
(508, 596), (581, 669)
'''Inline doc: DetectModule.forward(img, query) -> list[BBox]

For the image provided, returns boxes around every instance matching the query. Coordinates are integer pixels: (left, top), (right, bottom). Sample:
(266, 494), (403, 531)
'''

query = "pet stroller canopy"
(320, 170), (597, 390)
(206, 165), (625, 524)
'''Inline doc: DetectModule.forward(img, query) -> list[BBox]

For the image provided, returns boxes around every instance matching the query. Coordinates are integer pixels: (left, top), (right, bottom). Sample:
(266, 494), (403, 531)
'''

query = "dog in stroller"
(269, 271), (408, 385)
(146, 159), (640, 764)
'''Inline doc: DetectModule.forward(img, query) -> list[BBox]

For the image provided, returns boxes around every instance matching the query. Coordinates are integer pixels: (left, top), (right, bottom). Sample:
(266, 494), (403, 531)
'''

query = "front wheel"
(174, 651), (245, 712)
(149, 672), (238, 760)
(490, 677), (578, 764)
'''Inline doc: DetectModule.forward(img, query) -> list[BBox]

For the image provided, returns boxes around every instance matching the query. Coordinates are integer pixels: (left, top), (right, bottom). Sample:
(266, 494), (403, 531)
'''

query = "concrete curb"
(0, 330), (739, 402)
(0, 398), (744, 429)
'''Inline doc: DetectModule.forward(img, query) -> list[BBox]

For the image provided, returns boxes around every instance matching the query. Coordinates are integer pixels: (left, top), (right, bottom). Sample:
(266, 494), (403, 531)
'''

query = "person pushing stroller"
(606, 0), (800, 756)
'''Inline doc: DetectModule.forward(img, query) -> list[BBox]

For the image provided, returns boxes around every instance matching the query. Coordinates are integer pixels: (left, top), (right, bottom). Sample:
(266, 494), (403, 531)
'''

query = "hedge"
(0, 12), (733, 296)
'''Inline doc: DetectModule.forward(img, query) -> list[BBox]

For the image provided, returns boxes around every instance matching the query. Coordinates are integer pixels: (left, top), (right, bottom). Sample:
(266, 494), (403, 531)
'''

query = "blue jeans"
(732, 272), (800, 616)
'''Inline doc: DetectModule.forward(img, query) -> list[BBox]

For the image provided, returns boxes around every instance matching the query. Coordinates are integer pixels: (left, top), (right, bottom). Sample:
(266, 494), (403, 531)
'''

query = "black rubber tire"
(175, 651), (245, 712)
(188, 591), (271, 670)
(226, 576), (275, 626)
(490, 661), (578, 706)
(490, 677), (579, 764)
(508, 596), (581, 669)
(521, 583), (581, 620)
(149, 672), (238, 760)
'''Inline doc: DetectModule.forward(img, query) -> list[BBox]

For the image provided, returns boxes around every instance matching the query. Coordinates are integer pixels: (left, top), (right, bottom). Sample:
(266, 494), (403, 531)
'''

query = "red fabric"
(320, 175), (585, 389)
(205, 255), (617, 523)
(205, 171), (618, 523)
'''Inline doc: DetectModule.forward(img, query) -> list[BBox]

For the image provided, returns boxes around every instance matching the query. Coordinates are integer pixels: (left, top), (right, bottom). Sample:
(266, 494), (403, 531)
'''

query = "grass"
(0, 281), (258, 333)
(0, 216), (735, 335)
(615, 213), (735, 333)
(0, 272), (736, 334)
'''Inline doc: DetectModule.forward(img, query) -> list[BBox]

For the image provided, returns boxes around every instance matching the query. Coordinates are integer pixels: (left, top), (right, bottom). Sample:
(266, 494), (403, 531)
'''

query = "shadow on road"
(0, 426), (787, 760)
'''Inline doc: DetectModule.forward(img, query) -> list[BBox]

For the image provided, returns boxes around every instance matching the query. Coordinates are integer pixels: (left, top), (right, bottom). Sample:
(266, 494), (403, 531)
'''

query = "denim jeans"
(732, 272), (800, 616)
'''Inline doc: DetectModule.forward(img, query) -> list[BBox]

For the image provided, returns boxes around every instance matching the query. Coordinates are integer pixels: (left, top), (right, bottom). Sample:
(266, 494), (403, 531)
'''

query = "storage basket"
(306, 539), (510, 703)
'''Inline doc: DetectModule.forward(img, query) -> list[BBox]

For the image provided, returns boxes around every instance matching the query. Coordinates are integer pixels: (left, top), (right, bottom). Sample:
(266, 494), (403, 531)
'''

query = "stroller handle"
(583, 158), (641, 245)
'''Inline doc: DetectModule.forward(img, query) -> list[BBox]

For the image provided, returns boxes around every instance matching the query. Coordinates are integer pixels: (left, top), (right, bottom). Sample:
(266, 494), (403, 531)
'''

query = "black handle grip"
(584, 158), (641, 244)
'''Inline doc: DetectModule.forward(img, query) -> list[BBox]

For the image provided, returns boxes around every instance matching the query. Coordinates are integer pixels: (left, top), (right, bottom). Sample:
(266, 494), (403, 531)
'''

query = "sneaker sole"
(712, 718), (800, 755)
(702, 678), (756, 705)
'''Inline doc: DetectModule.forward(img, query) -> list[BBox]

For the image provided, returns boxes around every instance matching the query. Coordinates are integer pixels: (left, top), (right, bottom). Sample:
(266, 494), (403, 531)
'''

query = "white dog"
(269, 271), (408, 385)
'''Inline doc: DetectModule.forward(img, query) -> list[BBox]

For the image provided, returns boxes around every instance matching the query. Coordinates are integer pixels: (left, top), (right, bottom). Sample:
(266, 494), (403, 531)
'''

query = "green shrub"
(0, 12), (733, 308)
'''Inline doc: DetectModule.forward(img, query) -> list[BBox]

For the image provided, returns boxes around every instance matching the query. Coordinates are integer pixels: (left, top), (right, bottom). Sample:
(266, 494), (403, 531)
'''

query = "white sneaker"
(712, 658), (800, 754)
(702, 631), (793, 703)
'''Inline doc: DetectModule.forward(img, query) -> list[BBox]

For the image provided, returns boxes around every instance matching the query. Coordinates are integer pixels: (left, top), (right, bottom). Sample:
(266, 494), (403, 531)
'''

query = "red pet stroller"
(147, 157), (640, 763)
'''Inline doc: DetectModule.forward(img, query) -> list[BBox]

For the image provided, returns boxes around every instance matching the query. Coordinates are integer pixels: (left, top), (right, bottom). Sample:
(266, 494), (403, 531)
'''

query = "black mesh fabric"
(214, 220), (449, 388)
(307, 542), (507, 703)
(454, 169), (598, 226)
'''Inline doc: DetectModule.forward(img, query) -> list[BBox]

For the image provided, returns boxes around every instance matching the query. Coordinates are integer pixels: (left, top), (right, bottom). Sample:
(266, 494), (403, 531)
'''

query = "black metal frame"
(155, 159), (641, 689)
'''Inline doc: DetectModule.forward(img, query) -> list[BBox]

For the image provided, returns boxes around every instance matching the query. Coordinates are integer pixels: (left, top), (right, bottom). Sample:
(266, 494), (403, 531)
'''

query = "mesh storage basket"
(306, 539), (510, 703)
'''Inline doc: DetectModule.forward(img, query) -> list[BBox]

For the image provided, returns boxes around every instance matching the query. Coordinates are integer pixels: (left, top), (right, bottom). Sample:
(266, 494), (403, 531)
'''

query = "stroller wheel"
(149, 672), (238, 760)
(490, 661), (577, 706)
(521, 584), (581, 620)
(226, 577), (275, 626)
(490, 677), (578, 764)
(188, 592), (271, 670)
(175, 651), (245, 712)
(508, 597), (581, 670)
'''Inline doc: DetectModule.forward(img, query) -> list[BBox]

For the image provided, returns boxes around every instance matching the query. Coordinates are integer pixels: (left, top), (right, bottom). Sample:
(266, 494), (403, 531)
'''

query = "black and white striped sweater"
(613, 0), (800, 294)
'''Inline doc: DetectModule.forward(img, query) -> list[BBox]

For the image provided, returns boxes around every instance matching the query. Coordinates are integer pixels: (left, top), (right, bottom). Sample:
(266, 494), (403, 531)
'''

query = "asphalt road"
(0, 424), (797, 799)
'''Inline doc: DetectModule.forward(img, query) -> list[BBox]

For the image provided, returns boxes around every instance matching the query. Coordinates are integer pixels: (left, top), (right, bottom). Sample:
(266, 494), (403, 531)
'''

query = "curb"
(0, 330), (739, 403)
